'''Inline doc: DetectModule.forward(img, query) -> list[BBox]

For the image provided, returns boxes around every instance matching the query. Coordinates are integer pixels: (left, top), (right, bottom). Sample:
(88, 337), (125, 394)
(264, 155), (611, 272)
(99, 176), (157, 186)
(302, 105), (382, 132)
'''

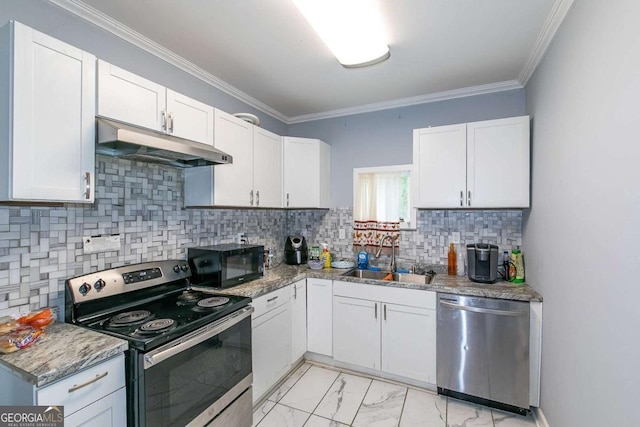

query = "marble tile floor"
(253, 362), (538, 427)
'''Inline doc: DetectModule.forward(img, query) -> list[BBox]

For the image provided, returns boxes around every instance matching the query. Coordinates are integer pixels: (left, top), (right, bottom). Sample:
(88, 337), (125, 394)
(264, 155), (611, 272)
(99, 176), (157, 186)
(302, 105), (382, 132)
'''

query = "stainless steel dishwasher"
(437, 294), (530, 415)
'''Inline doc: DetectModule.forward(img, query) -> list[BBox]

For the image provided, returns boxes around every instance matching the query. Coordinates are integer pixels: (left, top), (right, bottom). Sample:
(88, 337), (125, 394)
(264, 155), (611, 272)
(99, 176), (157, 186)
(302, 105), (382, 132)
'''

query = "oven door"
(136, 306), (253, 427)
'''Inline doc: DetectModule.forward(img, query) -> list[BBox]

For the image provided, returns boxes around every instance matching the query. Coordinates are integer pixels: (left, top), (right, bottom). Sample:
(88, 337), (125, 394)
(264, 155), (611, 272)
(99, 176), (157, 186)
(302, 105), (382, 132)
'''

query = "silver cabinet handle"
(384, 304), (387, 320)
(374, 303), (377, 319)
(68, 371), (108, 393)
(84, 172), (91, 200)
(293, 285), (297, 299)
(250, 190), (254, 206)
(161, 110), (167, 131)
(460, 190), (463, 207)
(468, 190), (471, 206)
(267, 296), (278, 303)
(256, 191), (260, 207)
(286, 193), (290, 207)
(168, 112), (174, 133)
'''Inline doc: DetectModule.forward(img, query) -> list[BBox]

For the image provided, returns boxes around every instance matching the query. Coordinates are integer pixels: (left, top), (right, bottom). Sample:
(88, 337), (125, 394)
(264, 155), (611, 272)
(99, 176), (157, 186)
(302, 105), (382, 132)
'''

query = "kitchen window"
(353, 164), (415, 229)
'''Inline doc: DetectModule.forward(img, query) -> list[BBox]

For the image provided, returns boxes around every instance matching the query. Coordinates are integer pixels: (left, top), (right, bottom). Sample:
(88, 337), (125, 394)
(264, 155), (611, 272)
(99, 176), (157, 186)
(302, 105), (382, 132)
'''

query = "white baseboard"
(532, 407), (550, 427)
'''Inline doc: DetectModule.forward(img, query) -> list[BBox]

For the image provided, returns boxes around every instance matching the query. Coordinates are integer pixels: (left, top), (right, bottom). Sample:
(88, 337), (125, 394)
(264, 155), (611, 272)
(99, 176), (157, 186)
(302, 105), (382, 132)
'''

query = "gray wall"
(289, 90), (526, 207)
(0, 0), (288, 135)
(524, 1), (640, 426)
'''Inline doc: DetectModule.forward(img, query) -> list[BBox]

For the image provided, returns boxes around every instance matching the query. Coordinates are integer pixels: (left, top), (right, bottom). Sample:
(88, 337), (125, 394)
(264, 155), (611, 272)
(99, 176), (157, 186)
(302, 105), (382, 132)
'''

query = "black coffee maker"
(467, 243), (499, 283)
(284, 236), (308, 265)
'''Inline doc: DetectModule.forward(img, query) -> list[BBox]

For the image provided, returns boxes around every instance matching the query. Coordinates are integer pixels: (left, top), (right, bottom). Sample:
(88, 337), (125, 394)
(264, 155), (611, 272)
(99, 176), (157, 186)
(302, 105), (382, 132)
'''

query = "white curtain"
(354, 171), (402, 222)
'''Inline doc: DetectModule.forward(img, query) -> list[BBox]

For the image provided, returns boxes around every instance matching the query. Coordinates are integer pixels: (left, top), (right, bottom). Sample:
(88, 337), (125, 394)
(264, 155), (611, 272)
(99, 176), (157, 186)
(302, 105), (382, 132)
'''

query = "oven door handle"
(143, 305), (254, 369)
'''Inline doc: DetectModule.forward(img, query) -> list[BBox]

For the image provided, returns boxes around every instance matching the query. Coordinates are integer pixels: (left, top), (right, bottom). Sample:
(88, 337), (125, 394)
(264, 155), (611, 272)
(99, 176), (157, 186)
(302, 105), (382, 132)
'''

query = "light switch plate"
(339, 229), (346, 239)
(451, 232), (461, 244)
(84, 235), (121, 254)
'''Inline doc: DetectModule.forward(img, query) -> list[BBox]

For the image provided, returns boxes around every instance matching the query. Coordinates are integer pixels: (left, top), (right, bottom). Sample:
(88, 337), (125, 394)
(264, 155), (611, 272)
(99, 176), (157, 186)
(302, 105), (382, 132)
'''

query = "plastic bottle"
(321, 243), (331, 269)
(357, 244), (369, 270)
(456, 245), (465, 276)
(448, 243), (457, 275)
(511, 248), (525, 283)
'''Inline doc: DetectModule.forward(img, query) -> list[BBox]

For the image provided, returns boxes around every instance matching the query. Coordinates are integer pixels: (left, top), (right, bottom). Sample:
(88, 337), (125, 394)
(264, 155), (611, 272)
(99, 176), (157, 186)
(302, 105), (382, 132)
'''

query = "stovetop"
(65, 260), (251, 352)
(82, 289), (251, 351)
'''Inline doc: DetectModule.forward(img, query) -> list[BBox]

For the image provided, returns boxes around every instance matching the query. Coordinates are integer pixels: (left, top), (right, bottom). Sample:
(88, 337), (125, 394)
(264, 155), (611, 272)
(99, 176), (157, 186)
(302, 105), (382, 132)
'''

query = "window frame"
(352, 164), (416, 230)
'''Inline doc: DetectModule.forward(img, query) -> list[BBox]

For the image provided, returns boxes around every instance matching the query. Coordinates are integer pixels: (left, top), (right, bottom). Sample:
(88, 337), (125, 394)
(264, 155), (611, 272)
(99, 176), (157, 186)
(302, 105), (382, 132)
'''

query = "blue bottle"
(357, 245), (369, 270)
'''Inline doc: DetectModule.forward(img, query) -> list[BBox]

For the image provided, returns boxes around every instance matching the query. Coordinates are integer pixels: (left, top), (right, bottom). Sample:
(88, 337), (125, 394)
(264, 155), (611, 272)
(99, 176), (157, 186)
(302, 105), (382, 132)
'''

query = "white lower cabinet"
(381, 303), (436, 383)
(291, 279), (307, 361)
(0, 354), (125, 426)
(306, 278), (333, 356)
(332, 281), (437, 384)
(333, 296), (381, 370)
(251, 287), (292, 403)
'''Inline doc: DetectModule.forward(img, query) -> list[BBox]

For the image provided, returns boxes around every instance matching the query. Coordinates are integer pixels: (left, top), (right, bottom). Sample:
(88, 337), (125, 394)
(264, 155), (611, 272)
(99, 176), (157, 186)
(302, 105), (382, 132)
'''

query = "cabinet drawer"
(252, 286), (291, 318)
(37, 354), (125, 416)
(333, 280), (436, 309)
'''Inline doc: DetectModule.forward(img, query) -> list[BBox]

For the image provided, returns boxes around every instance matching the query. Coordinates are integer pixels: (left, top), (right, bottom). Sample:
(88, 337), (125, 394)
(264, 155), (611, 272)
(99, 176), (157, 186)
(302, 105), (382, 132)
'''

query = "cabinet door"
(333, 296), (381, 370)
(10, 22), (95, 202)
(64, 388), (126, 427)
(306, 278), (333, 356)
(381, 303), (436, 383)
(213, 109), (253, 206)
(467, 116), (530, 208)
(283, 137), (320, 208)
(413, 124), (467, 208)
(166, 89), (214, 146)
(252, 302), (292, 402)
(97, 60), (166, 132)
(291, 280), (307, 362)
(253, 127), (282, 208)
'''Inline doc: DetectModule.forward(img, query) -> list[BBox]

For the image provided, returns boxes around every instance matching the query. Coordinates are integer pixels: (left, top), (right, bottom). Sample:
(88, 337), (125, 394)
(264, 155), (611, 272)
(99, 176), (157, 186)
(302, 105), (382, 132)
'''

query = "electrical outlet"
(339, 229), (346, 240)
(237, 233), (246, 244)
(84, 235), (121, 254)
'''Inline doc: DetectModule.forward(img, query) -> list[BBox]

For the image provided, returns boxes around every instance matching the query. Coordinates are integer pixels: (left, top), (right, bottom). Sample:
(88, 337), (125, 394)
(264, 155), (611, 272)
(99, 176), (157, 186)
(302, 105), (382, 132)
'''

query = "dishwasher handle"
(439, 300), (528, 317)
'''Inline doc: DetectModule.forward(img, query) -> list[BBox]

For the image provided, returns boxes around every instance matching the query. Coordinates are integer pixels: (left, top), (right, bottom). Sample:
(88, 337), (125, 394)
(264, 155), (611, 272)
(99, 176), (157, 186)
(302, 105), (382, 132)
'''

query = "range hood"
(96, 118), (232, 168)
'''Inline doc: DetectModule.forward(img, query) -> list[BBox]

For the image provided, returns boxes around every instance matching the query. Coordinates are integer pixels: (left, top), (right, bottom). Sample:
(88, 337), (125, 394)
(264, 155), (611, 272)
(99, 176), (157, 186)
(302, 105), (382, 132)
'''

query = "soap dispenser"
(357, 244), (369, 270)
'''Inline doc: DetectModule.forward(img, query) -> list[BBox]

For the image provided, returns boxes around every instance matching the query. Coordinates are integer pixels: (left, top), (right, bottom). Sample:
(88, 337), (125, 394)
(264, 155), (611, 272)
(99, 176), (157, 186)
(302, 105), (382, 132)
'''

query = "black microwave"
(188, 244), (264, 288)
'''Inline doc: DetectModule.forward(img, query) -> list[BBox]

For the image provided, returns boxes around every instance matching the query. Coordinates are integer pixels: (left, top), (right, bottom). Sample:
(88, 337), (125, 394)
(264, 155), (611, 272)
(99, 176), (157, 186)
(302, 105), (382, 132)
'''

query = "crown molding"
(287, 80), (524, 124)
(518, 0), (575, 85)
(46, 0), (289, 123)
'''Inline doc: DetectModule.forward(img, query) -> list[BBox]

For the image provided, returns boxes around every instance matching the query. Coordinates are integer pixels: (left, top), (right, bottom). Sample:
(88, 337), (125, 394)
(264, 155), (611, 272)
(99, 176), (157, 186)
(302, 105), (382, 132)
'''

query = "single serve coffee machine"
(467, 243), (499, 283)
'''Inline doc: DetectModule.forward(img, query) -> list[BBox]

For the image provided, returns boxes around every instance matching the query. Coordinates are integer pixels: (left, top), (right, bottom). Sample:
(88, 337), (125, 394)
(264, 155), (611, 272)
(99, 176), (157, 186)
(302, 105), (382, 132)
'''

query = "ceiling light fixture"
(293, 0), (390, 68)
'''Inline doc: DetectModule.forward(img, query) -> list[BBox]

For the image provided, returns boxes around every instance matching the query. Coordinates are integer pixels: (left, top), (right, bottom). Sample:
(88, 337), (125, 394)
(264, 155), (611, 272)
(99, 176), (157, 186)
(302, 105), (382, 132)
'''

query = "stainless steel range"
(65, 260), (253, 427)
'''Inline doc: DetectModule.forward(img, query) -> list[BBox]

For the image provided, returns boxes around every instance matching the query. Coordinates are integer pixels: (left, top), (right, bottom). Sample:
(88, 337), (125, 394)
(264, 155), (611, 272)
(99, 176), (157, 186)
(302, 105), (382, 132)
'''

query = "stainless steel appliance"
(188, 244), (264, 288)
(437, 294), (530, 415)
(284, 236), (308, 265)
(96, 118), (232, 168)
(467, 243), (499, 283)
(65, 261), (253, 427)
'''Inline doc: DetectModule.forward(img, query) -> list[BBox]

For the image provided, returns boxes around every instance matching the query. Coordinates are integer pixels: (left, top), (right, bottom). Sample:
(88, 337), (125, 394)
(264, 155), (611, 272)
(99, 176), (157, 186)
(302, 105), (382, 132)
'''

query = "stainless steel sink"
(343, 269), (434, 284)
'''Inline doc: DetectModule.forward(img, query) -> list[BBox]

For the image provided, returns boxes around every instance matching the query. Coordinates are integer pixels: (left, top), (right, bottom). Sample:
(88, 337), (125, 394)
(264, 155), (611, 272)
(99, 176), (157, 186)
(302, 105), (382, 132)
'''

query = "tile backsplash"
(0, 155), (522, 317)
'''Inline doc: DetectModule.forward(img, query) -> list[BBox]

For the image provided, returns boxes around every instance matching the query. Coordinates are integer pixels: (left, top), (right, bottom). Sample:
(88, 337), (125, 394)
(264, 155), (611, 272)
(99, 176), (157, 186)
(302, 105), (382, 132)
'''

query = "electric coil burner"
(65, 260), (254, 427)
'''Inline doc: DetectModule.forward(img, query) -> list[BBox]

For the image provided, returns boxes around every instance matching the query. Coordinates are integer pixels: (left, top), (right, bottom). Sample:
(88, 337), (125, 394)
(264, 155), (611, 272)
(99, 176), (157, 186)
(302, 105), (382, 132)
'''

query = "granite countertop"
(0, 322), (128, 387)
(197, 263), (542, 302)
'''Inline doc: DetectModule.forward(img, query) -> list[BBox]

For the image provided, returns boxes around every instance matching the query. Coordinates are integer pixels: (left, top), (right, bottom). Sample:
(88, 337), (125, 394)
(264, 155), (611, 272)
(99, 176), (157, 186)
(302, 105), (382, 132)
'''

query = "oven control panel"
(122, 268), (163, 285)
(66, 260), (191, 302)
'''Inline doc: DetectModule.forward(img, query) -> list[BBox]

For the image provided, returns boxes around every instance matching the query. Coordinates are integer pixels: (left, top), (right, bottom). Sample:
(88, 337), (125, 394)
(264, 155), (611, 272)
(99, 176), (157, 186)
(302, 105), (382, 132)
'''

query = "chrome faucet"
(375, 234), (397, 273)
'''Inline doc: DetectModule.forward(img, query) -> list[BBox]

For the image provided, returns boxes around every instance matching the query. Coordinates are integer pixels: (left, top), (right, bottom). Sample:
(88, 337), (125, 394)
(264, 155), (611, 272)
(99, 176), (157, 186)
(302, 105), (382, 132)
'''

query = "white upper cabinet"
(467, 116), (530, 208)
(97, 60), (165, 132)
(166, 89), (214, 145)
(283, 137), (331, 208)
(0, 21), (95, 203)
(253, 126), (283, 208)
(413, 116), (530, 208)
(413, 124), (467, 208)
(97, 60), (214, 146)
(184, 109), (283, 207)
